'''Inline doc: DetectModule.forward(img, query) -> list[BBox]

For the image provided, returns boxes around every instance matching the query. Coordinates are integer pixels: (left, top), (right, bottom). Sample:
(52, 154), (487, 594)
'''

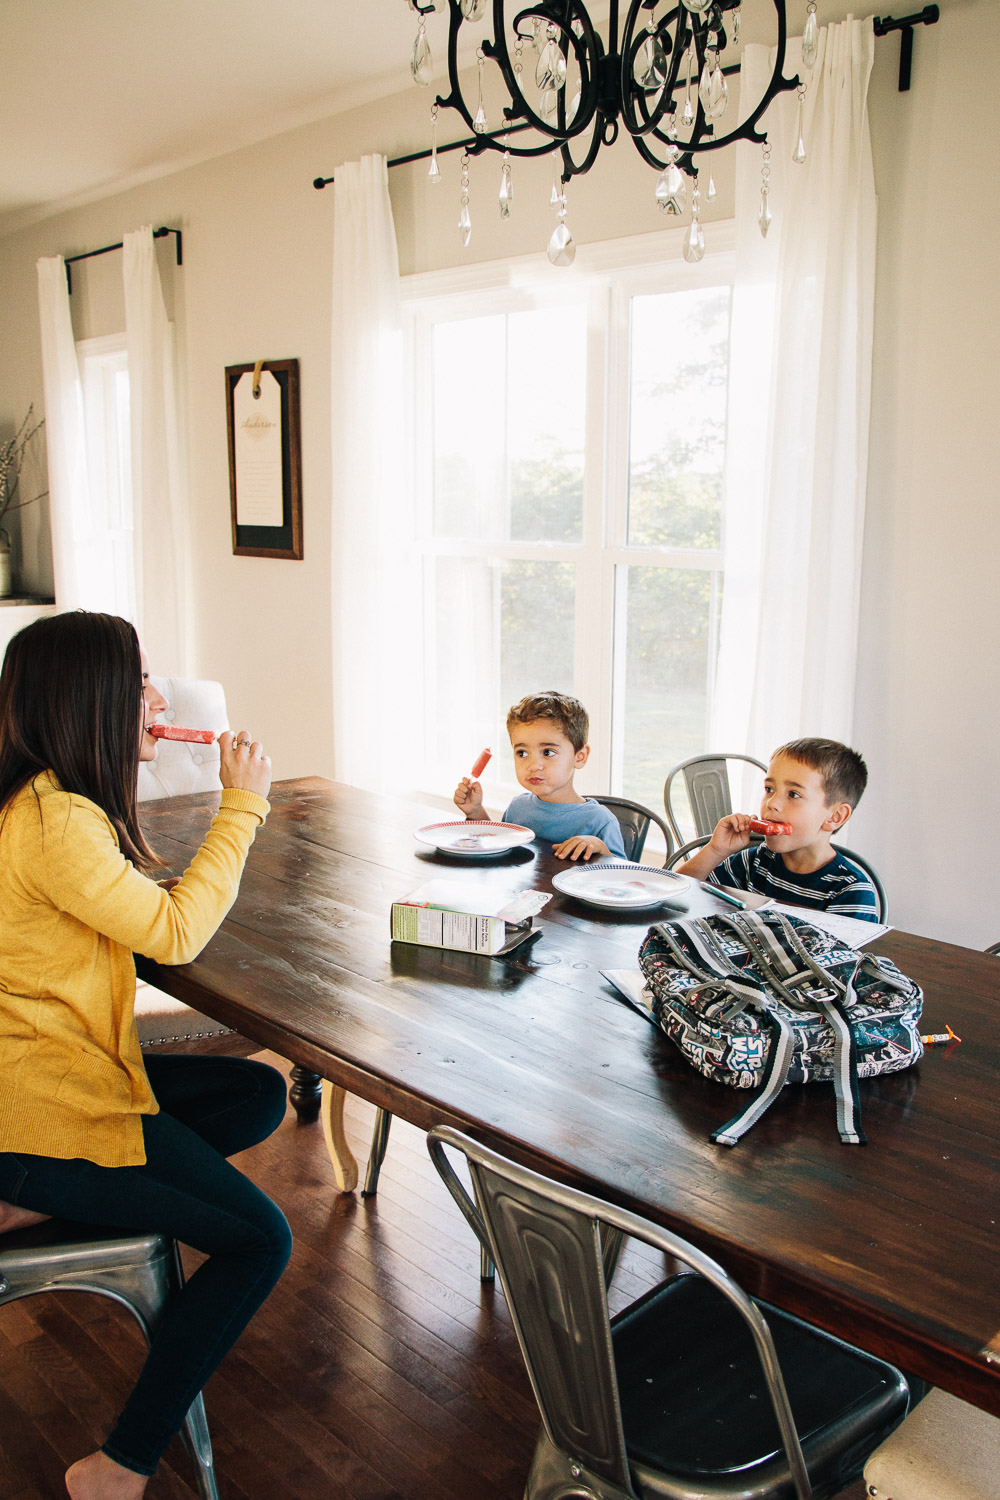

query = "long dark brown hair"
(0, 611), (158, 869)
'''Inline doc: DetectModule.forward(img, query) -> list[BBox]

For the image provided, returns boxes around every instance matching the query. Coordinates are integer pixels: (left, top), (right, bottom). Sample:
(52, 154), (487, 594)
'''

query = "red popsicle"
(470, 747), (492, 779)
(749, 817), (793, 836)
(149, 724), (216, 745)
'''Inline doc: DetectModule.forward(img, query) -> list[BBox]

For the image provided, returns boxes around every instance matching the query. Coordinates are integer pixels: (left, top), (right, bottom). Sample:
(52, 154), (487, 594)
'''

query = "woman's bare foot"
(0, 1198), (49, 1234)
(65, 1451), (149, 1499)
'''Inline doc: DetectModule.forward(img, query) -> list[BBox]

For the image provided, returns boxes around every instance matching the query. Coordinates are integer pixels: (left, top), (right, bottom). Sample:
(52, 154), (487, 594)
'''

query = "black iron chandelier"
(402, 0), (812, 264)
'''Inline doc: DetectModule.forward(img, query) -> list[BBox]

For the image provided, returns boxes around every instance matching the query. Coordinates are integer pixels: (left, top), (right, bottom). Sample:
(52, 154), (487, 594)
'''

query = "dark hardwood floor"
(0, 1056), (867, 1499)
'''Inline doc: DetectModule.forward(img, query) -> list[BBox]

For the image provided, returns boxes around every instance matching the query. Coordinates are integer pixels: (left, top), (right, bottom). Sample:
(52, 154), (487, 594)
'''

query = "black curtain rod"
(63, 225), (183, 294)
(312, 4), (939, 191)
(873, 4), (938, 89)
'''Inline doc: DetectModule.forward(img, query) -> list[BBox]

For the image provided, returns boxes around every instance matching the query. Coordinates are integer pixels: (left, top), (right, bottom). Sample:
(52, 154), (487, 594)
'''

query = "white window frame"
(403, 222), (735, 805)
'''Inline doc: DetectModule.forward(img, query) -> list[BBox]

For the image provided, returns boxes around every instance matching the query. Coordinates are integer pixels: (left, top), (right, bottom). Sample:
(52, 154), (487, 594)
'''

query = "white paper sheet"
(234, 370), (283, 527)
(601, 969), (655, 1018)
(768, 903), (890, 948)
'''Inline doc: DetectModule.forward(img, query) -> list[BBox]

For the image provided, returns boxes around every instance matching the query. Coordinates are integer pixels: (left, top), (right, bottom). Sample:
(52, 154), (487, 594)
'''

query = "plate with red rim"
(414, 820), (535, 858)
(552, 861), (689, 911)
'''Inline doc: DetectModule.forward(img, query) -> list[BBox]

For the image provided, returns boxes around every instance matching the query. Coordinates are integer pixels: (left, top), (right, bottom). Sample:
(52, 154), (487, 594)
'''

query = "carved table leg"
(321, 1081), (359, 1194)
(288, 1065), (322, 1124)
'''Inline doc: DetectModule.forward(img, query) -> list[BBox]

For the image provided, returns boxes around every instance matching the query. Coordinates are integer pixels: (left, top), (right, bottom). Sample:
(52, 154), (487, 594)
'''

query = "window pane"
(431, 305), (585, 544)
(627, 286), (731, 549)
(620, 565), (721, 812)
(507, 307), (584, 543)
(432, 316), (506, 540)
(429, 556), (575, 791)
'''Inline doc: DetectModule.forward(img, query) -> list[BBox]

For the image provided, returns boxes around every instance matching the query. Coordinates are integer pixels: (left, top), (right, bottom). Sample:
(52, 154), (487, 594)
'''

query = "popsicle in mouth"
(149, 725), (217, 745)
(749, 817), (793, 836)
(470, 747), (492, 779)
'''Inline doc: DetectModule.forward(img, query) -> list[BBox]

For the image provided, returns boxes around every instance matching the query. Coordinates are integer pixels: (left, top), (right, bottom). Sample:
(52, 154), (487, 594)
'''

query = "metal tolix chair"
(663, 752), (768, 847)
(665, 833), (889, 923)
(427, 1123), (914, 1500)
(591, 796), (676, 866)
(0, 1219), (219, 1499)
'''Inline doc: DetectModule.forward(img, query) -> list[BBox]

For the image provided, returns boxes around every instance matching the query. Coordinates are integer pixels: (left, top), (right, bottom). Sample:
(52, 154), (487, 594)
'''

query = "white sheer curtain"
(330, 155), (416, 792)
(35, 256), (96, 610)
(712, 18), (877, 759)
(123, 227), (191, 674)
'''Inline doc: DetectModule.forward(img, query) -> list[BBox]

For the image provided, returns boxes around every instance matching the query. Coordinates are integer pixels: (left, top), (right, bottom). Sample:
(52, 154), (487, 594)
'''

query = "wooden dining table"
(136, 777), (1000, 1417)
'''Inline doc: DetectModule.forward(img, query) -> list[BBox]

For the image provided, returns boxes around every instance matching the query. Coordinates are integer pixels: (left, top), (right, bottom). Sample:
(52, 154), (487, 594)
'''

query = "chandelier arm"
(621, 8), (705, 143)
(453, 1), (602, 148)
(617, 1), (688, 140)
(556, 110), (613, 181)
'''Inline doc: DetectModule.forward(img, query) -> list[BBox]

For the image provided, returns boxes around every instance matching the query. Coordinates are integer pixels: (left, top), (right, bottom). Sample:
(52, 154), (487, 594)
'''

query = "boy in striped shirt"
(676, 738), (879, 921)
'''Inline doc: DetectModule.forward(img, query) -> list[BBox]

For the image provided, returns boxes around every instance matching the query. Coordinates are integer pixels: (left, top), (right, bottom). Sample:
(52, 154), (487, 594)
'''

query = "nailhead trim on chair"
(141, 1028), (238, 1045)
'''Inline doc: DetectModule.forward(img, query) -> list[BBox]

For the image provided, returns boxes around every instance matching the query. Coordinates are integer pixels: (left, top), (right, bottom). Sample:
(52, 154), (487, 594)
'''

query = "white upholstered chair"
(135, 676), (250, 1054)
(135, 676), (366, 1183)
(864, 1387), (1000, 1499)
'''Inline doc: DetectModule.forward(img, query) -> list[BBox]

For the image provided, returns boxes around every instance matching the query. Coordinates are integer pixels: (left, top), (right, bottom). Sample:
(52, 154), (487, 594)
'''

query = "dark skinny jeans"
(0, 1054), (292, 1476)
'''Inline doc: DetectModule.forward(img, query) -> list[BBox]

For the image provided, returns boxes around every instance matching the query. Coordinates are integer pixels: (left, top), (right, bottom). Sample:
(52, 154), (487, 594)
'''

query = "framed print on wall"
(225, 358), (303, 559)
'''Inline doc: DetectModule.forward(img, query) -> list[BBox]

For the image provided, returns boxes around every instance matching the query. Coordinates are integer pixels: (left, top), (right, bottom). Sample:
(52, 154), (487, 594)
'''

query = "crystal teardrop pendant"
(459, 201), (472, 247)
(681, 0), (711, 12)
(699, 59), (728, 121)
(498, 160), (513, 220)
(473, 54), (488, 133)
(655, 163), (686, 215)
(682, 49), (695, 124)
(758, 191), (772, 238)
(428, 106), (442, 183)
(683, 215), (706, 263)
(536, 32), (567, 91)
(802, 7), (819, 69)
(792, 95), (807, 164)
(460, 0), (487, 19)
(547, 220), (575, 267)
(707, 170), (717, 201)
(635, 31), (668, 89)
(732, 5), (742, 45)
(411, 24), (432, 87)
(538, 88), (559, 125)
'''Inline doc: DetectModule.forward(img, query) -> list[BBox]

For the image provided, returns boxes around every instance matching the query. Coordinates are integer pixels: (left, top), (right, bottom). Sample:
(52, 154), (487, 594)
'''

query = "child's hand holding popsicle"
(454, 748), (491, 821)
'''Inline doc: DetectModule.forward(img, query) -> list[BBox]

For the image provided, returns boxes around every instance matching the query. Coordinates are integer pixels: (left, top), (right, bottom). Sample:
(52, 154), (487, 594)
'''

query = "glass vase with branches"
(0, 407), (47, 597)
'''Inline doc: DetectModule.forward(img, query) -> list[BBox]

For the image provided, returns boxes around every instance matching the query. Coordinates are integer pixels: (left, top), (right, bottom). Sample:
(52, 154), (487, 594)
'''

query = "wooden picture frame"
(225, 358), (303, 559)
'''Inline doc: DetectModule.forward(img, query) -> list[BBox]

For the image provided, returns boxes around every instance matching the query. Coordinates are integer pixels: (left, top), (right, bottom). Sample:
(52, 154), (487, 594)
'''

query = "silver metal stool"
(0, 1219), (219, 1499)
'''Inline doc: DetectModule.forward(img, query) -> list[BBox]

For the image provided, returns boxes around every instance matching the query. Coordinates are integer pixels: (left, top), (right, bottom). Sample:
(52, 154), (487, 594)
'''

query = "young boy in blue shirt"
(454, 691), (626, 861)
(676, 737), (880, 920)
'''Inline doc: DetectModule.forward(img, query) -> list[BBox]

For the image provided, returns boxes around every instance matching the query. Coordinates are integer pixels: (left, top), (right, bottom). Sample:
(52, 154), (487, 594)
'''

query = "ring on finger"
(235, 737), (251, 749)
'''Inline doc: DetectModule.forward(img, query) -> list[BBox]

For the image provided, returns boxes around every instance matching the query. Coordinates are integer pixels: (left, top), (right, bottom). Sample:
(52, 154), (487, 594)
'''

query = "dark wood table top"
(138, 778), (1000, 1414)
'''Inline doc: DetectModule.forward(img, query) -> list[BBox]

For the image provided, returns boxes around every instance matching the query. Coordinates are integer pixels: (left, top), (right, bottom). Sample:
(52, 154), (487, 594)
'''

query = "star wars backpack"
(637, 909), (923, 1145)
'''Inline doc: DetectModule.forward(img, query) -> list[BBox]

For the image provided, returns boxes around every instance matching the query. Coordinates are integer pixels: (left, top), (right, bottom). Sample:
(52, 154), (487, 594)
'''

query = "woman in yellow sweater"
(0, 612), (292, 1500)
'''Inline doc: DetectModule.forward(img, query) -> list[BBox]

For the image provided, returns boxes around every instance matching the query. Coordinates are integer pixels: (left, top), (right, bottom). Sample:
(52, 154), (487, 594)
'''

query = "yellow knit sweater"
(0, 771), (269, 1168)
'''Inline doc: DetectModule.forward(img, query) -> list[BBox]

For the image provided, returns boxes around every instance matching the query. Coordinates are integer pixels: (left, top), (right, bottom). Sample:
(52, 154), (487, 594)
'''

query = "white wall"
(850, 0), (1000, 946)
(0, 0), (995, 943)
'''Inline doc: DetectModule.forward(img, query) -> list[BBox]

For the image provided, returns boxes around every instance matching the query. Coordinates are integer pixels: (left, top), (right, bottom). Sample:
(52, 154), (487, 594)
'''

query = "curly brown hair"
(506, 691), (589, 753)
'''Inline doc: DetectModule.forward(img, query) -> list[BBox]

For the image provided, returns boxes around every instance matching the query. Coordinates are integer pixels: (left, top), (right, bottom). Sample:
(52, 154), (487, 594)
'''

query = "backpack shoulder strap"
(728, 911), (868, 1145)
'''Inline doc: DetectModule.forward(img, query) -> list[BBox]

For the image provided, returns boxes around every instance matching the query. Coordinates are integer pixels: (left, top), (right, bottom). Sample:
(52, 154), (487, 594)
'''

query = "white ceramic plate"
(414, 820), (535, 858)
(552, 862), (689, 911)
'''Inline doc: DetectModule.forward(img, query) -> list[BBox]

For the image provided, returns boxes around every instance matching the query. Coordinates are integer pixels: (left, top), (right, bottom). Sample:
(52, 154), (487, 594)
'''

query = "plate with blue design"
(552, 861), (688, 910)
(414, 820), (535, 858)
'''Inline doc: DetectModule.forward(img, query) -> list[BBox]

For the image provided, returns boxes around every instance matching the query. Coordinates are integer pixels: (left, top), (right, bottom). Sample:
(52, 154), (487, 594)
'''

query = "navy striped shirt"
(710, 846), (880, 922)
